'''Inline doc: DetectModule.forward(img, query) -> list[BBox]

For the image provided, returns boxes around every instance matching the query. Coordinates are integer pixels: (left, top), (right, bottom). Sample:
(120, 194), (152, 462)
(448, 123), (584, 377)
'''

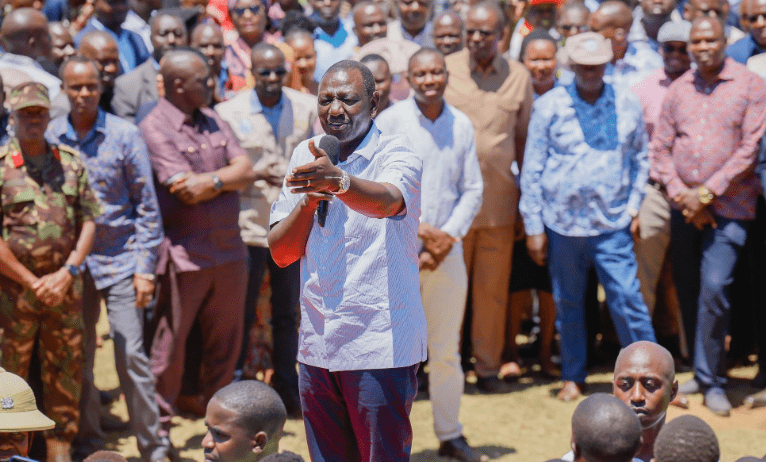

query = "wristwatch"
(334, 171), (351, 195)
(211, 174), (224, 191)
(698, 186), (714, 205)
(65, 264), (79, 277)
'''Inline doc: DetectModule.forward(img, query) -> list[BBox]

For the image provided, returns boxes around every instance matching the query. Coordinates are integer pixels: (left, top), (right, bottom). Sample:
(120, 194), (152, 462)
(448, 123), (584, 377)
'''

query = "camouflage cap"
(8, 82), (50, 111)
(0, 367), (55, 432)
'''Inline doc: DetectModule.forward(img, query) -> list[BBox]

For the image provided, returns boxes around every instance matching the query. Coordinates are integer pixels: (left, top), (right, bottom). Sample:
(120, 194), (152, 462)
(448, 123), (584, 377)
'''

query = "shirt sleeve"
(140, 118), (193, 185)
(270, 141), (309, 225)
(704, 74), (766, 197)
(519, 100), (551, 236)
(515, 77), (535, 165)
(649, 87), (687, 198)
(123, 127), (164, 275)
(375, 135), (422, 219)
(75, 155), (102, 223)
(440, 125), (483, 239)
(626, 99), (649, 213)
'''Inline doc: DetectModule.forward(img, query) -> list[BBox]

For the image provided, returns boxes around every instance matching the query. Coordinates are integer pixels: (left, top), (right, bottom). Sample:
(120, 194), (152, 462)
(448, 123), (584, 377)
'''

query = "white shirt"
(0, 52), (61, 99)
(270, 123), (428, 371)
(313, 18), (358, 82)
(375, 98), (483, 242)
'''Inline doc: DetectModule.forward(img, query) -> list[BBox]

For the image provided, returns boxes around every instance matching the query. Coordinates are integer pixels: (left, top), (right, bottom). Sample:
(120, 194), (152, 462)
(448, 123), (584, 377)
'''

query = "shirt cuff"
(269, 210), (290, 226)
(523, 214), (545, 236)
(665, 177), (687, 199)
(704, 172), (729, 198)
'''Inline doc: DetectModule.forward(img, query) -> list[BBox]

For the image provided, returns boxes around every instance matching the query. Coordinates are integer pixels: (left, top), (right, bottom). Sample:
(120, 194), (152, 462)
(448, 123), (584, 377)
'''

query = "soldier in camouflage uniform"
(0, 82), (100, 462)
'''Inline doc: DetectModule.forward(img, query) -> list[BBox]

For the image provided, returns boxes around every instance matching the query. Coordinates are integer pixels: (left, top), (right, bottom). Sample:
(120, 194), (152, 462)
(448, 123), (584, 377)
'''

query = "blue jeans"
(299, 363), (418, 462)
(670, 211), (750, 388)
(547, 227), (656, 383)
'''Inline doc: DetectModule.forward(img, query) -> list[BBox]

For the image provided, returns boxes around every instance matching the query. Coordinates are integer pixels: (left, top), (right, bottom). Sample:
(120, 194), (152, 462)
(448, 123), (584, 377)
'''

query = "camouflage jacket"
(0, 139), (101, 275)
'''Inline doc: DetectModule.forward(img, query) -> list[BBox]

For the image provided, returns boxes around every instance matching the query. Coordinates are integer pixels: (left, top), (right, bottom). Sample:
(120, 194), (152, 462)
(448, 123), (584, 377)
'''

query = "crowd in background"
(0, 0), (765, 459)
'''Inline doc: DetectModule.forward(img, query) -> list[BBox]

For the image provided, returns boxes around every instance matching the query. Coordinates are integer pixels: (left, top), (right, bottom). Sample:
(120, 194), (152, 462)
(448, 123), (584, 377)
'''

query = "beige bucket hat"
(0, 367), (55, 432)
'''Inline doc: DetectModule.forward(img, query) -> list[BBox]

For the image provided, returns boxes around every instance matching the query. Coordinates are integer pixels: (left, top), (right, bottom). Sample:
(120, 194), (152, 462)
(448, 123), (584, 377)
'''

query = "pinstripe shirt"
(270, 124), (428, 371)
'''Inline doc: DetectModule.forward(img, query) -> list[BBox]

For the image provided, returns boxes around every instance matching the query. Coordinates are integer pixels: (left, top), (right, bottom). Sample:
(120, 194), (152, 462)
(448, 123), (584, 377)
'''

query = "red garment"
(651, 58), (766, 220)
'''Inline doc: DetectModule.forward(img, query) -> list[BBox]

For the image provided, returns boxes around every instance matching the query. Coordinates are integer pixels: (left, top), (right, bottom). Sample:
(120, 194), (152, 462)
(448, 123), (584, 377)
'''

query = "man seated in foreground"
(612, 341), (678, 462)
(570, 394), (643, 462)
(203, 381), (295, 462)
(0, 367), (55, 462)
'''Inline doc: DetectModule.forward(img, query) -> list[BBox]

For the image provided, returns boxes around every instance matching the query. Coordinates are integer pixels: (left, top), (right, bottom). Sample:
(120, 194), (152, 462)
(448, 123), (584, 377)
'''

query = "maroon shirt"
(140, 97), (247, 272)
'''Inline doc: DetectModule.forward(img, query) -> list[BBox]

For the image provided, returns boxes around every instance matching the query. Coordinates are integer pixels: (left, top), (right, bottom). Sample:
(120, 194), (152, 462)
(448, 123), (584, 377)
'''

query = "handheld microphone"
(317, 135), (340, 227)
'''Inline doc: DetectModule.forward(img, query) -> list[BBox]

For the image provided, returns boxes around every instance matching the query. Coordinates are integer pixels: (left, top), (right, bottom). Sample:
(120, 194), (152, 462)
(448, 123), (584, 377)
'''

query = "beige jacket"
(215, 87), (317, 247)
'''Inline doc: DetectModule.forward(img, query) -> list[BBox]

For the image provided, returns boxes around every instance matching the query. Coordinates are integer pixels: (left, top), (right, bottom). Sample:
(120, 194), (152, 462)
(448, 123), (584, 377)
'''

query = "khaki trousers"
(463, 226), (515, 378)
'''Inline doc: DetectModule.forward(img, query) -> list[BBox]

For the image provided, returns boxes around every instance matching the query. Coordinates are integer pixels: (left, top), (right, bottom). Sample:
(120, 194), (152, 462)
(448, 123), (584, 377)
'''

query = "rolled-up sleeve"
(375, 136), (422, 219)
(270, 140), (309, 225)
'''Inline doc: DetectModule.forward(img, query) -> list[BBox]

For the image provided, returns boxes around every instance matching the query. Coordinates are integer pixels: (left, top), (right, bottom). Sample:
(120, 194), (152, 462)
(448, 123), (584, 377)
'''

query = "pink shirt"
(650, 58), (766, 220)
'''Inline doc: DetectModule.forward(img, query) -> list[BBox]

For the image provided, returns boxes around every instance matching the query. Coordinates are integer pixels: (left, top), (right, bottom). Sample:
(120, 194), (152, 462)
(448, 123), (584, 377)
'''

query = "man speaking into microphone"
(268, 60), (427, 461)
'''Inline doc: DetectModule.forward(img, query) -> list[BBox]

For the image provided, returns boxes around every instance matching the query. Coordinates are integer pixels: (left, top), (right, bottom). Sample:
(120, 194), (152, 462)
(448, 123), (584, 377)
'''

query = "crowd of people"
(0, 0), (765, 459)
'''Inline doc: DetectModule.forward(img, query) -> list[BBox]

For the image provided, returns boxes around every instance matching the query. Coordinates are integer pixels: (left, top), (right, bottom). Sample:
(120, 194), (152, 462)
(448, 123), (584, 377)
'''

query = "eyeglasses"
(560, 24), (589, 33)
(233, 4), (262, 16)
(255, 67), (288, 77)
(662, 43), (687, 54)
(466, 28), (495, 38)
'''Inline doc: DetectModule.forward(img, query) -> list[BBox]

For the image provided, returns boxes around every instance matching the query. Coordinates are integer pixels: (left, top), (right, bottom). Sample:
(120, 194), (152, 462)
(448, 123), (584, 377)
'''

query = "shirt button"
(187, 147), (195, 153)
(201, 144), (207, 149)
(692, 169), (699, 176)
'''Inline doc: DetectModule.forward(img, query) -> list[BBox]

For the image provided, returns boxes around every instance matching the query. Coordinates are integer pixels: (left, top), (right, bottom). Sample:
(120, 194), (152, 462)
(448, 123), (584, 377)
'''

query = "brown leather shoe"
(557, 381), (585, 402)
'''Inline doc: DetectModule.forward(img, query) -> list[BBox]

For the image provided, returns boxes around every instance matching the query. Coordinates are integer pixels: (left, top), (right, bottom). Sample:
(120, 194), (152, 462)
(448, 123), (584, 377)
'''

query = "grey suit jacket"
(112, 60), (159, 124)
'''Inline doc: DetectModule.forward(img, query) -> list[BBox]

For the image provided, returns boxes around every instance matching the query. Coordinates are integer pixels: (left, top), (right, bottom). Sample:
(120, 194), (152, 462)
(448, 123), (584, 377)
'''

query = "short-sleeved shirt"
(0, 140), (101, 275)
(269, 124), (428, 371)
(313, 18), (358, 82)
(444, 48), (534, 229)
(140, 97), (247, 272)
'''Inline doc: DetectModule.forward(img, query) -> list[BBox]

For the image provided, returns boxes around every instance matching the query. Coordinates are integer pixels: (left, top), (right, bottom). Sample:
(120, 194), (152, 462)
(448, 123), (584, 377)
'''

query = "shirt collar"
(59, 109), (108, 143)
(567, 82), (615, 108)
(407, 96), (447, 122)
(314, 19), (350, 47)
(341, 122), (380, 162)
(156, 97), (191, 131)
(250, 90), (285, 114)
(693, 57), (737, 82)
(400, 21), (432, 43)
(469, 50), (503, 75)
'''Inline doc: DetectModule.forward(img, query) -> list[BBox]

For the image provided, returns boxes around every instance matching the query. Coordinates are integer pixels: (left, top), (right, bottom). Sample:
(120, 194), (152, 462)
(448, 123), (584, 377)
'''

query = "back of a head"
(654, 415), (719, 462)
(572, 393), (642, 462)
(83, 451), (129, 462)
(212, 381), (287, 439)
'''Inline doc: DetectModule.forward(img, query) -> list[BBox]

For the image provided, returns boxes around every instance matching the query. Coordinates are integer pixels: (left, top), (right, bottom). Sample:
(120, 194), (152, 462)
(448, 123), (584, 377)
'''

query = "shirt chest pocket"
(2, 185), (38, 227)
(207, 131), (231, 169)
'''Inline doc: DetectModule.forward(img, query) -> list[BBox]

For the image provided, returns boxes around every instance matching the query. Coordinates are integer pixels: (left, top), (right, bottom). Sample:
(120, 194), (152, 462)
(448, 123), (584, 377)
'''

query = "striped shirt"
(375, 97), (483, 241)
(651, 58), (766, 220)
(270, 123), (428, 371)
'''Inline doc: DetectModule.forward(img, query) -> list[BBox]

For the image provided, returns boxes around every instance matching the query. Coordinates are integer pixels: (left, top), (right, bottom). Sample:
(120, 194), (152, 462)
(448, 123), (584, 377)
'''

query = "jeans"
(670, 211), (750, 388)
(547, 227), (656, 383)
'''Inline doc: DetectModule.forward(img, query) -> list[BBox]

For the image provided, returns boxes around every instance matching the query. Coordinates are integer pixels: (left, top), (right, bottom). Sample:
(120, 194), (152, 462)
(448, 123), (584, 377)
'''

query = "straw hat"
(0, 367), (55, 432)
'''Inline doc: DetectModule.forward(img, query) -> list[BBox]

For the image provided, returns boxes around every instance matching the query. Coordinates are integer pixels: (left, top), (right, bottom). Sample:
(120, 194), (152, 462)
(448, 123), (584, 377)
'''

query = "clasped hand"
(674, 188), (717, 230)
(169, 172), (220, 205)
(285, 139), (341, 208)
(418, 223), (458, 271)
(31, 267), (73, 307)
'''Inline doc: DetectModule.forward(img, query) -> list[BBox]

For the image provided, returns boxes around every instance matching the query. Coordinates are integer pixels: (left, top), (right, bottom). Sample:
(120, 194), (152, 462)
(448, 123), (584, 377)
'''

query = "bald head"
(79, 30), (120, 87)
(615, 341), (674, 382)
(433, 10), (463, 55)
(79, 30), (117, 55)
(0, 8), (51, 60)
(572, 394), (642, 462)
(684, 0), (729, 21)
(591, 1), (634, 29)
(161, 48), (211, 112)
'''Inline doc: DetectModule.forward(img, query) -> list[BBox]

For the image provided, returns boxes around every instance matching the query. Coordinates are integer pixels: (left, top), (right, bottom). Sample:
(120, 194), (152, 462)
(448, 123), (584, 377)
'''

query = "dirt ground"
(93, 314), (766, 462)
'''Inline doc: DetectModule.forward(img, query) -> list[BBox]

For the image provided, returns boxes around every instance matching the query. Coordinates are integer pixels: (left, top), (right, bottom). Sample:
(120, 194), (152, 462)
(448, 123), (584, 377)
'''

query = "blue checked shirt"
(270, 124), (428, 371)
(47, 110), (163, 289)
(520, 83), (649, 237)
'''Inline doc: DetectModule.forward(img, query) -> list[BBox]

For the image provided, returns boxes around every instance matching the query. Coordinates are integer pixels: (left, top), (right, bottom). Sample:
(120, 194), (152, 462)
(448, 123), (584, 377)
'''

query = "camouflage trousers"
(0, 275), (84, 442)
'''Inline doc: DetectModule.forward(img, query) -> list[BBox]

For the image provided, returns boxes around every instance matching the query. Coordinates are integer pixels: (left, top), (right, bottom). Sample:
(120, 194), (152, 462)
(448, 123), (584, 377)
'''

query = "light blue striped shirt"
(375, 98), (483, 243)
(270, 123), (428, 371)
(519, 83), (649, 237)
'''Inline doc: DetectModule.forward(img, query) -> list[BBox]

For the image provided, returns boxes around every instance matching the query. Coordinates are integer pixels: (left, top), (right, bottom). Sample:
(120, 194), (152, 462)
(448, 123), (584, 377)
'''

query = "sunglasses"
(255, 67), (288, 77)
(560, 24), (589, 33)
(662, 43), (687, 54)
(466, 28), (495, 38)
(233, 4), (262, 16)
